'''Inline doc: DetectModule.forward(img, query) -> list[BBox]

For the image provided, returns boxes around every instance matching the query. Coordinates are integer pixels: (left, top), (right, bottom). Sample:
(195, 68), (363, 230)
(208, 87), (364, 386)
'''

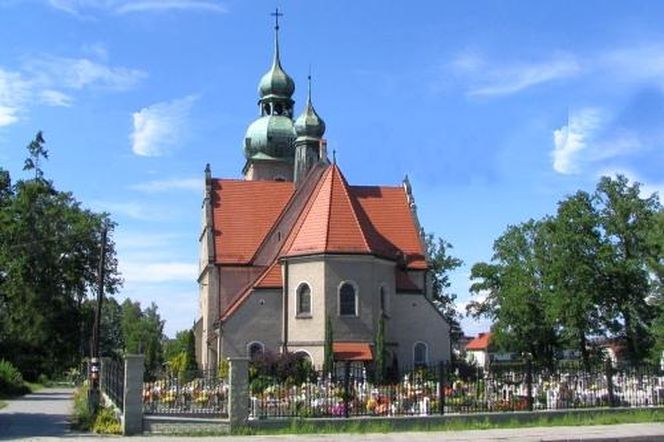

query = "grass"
(228, 408), (664, 436)
(159, 408), (664, 437)
(0, 400), (7, 410)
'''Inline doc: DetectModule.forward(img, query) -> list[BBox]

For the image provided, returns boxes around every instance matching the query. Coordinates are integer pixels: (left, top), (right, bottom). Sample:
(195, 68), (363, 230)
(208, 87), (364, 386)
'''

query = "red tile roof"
(333, 342), (373, 361)
(352, 185), (427, 270)
(213, 179), (294, 264)
(287, 166), (371, 256)
(466, 332), (492, 351)
(254, 262), (282, 289)
(213, 164), (429, 319)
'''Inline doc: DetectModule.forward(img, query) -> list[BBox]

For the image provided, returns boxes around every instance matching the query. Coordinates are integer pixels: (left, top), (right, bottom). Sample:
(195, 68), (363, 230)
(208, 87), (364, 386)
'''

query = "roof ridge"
(332, 165), (372, 253)
(282, 164), (333, 256)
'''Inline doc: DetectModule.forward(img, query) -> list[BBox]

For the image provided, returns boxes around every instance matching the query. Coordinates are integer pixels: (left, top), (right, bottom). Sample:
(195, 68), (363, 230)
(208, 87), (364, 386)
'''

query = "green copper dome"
(258, 24), (295, 100)
(259, 61), (295, 99)
(244, 115), (296, 160)
(295, 78), (325, 139)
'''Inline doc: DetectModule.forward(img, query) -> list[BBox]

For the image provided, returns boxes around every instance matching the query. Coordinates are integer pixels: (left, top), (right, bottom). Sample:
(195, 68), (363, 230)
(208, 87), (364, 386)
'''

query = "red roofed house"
(195, 19), (451, 371)
(465, 332), (493, 369)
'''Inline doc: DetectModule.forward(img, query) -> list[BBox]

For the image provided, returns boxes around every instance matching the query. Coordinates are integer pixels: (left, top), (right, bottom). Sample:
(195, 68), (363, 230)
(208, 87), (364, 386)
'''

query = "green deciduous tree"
(0, 134), (121, 379)
(544, 192), (605, 368)
(468, 220), (558, 368)
(121, 299), (165, 380)
(426, 234), (464, 342)
(468, 175), (663, 366)
(595, 176), (661, 362)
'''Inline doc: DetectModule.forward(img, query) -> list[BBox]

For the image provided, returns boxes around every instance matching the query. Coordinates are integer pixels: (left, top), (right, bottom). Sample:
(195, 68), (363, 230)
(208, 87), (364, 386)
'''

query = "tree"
(0, 134), (121, 378)
(544, 192), (605, 368)
(426, 233), (464, 342)
(374, 316), (386, 384)
(595, 176), (661, 362)
(323, 315), (334, 376)
(164, 328), (198, 378)
(121, 299), (165, 380)
(467, 220), (559, 368)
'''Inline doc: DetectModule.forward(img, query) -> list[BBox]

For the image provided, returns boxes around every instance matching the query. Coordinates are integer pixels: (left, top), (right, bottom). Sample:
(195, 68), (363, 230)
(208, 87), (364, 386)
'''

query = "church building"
(195, 15), (451, 371)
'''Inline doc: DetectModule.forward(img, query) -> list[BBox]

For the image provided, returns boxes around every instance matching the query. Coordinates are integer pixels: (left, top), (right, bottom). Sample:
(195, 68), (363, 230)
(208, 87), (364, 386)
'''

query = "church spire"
(271, 8), (283, 69)
(294, 73), (326, 184)
(258, 8), (295, 106)
(243, 9), (297, 181)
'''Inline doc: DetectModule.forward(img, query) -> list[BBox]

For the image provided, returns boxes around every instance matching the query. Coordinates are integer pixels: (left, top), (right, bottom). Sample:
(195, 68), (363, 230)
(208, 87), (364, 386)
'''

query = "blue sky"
(1, 0), (663, 338)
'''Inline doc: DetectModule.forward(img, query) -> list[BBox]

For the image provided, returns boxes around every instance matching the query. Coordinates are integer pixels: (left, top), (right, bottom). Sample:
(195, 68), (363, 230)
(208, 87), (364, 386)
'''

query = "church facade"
(195, 17), (451, 371)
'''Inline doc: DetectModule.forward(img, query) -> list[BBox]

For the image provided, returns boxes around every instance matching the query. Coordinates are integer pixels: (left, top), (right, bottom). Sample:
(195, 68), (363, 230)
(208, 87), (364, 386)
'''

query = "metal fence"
(101, 358), (125, 411)
(249, 360), (664, 419)
(143, 369), (229, 417)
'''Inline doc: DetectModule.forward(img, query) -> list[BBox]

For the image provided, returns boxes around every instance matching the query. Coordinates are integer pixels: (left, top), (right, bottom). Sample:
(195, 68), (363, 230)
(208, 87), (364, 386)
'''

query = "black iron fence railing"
(249, 361), (664, 419)
(143, 369), (228, 417)
(101, 359), (125, 411)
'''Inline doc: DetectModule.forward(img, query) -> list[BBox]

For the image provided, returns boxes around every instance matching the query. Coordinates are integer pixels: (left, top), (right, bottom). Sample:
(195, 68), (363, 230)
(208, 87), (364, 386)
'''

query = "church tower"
(242, 10), (297, 181)
(294, 76), (326, 183)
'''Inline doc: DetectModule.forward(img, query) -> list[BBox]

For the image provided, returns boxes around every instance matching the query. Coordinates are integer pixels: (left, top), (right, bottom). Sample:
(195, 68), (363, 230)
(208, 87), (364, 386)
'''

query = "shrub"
(71, 385), (94, 431)
(92, 406), (121, 434)
(0, 359), (29, 396)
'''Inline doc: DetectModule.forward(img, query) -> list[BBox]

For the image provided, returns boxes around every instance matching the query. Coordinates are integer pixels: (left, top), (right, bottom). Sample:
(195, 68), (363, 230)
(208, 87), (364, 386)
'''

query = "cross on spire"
(271, 8), (283, 31)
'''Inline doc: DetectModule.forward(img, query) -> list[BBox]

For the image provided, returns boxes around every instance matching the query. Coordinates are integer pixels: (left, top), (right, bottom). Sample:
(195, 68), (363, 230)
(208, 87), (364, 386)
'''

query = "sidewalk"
(2, 391), (663, 441)
(0, 387), (74, 440)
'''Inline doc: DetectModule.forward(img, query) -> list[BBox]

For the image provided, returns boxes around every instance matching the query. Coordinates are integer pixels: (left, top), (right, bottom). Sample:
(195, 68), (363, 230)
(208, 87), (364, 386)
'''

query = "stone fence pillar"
(122, 354), (144, 436)
(228, 358), (249, 431)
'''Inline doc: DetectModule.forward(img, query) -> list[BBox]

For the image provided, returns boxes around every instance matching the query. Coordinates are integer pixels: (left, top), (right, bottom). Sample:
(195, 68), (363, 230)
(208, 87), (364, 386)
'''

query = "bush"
(92, 406), (121, 434)
(71, 385), (94, 431)
(0, 359), (29, 397)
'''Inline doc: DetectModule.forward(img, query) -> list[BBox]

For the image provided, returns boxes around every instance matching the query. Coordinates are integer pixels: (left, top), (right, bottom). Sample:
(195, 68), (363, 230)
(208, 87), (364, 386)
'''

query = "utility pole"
(88, 223), (107, 410)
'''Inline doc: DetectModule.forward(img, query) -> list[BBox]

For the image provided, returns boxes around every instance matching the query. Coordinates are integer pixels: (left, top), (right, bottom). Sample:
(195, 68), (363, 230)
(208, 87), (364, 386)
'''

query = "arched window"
(413, 342), (428, 366)
(339, 282), (357, 316)
(294, 350), (312, 365)
(296, 283), (311, 316)
(247, 341), (264, 361)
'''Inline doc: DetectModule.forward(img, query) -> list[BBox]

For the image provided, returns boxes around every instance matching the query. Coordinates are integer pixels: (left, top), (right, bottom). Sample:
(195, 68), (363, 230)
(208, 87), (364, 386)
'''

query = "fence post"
(229, 358), (249, 431)
(343, 361), (350, 418)
(122, 354), (144, 436)
(525, 356), (533, 412)
(605, 358), (615, 407)
(438, 361), (446, 415)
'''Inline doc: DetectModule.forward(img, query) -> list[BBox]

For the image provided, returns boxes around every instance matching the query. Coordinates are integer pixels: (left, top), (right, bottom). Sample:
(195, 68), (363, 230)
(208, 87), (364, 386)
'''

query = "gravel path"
(0, 387), (75, 440)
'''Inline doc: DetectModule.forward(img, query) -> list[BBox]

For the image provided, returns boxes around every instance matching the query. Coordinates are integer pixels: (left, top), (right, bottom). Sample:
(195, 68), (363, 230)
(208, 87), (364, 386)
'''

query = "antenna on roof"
(332, 148), (337, 164)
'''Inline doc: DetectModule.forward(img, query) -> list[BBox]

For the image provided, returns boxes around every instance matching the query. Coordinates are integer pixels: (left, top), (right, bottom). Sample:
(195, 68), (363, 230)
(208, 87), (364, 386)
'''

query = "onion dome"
(294, 76), (325, 139)
(244, 115), (296, 160)
(258, 21), (295, 100)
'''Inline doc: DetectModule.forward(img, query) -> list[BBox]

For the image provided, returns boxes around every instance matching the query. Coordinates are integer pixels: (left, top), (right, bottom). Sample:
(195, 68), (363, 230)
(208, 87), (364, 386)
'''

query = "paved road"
(0, 387), (75, 440)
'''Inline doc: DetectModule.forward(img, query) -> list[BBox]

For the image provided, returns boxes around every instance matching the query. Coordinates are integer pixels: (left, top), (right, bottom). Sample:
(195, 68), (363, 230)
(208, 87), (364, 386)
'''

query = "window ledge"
(296, 314), (313, 319)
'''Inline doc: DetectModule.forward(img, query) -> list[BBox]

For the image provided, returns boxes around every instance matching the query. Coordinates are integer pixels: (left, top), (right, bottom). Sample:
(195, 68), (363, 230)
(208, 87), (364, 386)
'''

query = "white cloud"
(90, 200), (179, 222)
(0, 54), (144, 126)
(39, 89), (73, 107)
(131, 95), (197, 157)
(451, 52), (580, 97)
(551, 108), (604, 174)
(117, 0), (226, 14)
(48, 0), (227, 16)
(120, 261), (197, 283)
(0, 68), (31, 126)
(130, 177), (202, 193)
(25, 56), (146, 91)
